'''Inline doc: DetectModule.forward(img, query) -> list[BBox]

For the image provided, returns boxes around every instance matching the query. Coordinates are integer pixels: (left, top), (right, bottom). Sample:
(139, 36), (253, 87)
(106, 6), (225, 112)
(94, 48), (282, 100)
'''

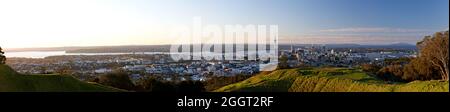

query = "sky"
(0, 0), (448, 48)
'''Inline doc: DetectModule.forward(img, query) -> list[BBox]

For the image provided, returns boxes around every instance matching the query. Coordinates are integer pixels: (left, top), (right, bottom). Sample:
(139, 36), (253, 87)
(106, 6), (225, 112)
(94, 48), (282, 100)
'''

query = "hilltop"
(0, 65), (122, 92)
(216, 68), (449, 92)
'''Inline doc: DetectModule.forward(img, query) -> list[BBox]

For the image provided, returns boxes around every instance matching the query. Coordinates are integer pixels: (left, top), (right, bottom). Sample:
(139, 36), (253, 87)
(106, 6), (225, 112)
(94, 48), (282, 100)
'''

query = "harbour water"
(4, 51), (265, 59)
(4, 51), (168, 58)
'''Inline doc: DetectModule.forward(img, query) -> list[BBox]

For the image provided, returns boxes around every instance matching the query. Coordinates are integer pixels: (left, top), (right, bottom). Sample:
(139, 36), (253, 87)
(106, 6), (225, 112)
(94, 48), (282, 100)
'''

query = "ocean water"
(5, 51), (67, 58)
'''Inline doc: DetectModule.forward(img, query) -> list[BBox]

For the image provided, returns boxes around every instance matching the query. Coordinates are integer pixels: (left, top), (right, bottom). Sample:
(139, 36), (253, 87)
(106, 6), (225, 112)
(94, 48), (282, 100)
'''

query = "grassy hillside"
(216, 68), (449, 92)
(0, 65), (122, 92)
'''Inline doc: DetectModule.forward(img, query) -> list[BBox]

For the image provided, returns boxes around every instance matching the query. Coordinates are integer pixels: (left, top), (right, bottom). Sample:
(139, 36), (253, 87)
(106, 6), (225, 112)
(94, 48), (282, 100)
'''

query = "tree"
(401, 31), (449, 81)
(98, 68), (135, 90)
(361, 64), (381, 74)
(376, 65), (404, 82)
(417, 31), (449, 81)
(55, 65), (74, 75)
(402, 63), (419, 81)
(278, 55), (289, 69)
(0, 46), (5, 64)
(136, 76), (175, 92)
(39, 66), (48, 74)
(402, 57), (438, 81)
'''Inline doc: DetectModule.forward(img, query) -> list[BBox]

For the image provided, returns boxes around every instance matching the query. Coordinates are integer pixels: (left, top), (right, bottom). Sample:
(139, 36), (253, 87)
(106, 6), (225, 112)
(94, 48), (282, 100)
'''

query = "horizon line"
(3, 43), (417, 50)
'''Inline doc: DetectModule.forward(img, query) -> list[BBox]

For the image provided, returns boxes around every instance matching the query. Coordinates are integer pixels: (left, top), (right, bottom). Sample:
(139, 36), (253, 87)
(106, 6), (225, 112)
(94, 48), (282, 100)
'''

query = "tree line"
(90, 68), (251, 92)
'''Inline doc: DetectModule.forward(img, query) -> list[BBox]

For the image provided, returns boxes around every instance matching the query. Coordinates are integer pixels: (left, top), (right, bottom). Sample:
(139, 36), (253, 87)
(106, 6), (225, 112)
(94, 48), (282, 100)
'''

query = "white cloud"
(279, 34), (423, 45)
(280, 27), (440, 45)
(320, 27), (430, 33)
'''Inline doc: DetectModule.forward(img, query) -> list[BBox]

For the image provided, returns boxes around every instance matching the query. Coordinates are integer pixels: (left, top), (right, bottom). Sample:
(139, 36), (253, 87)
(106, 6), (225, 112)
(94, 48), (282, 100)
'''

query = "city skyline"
(0, 0), (448, 49)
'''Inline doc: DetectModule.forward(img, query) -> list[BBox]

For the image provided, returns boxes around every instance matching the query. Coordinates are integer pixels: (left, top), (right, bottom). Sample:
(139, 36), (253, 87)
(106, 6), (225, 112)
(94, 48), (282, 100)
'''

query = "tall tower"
(290, 44), (295, 54)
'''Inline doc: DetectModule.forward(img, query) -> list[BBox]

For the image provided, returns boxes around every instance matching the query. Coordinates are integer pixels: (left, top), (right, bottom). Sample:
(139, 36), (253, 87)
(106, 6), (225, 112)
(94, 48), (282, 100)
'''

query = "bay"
(5, 51), (267, 59)
(5, 51), (168, 58)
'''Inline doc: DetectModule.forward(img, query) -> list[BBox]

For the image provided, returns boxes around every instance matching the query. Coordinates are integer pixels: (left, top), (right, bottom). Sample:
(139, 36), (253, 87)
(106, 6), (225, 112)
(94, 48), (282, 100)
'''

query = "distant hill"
(0, 65), (122, 92)
(216, 68), (448, 92)
(279, 43), (417, 50)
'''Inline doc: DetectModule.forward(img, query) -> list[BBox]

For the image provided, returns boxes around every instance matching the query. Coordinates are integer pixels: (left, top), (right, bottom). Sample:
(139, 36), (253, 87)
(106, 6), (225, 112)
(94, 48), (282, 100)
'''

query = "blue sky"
(125, 0), (449, 32)
(133, 0), (449, 44)
(0, 0), (448, 48)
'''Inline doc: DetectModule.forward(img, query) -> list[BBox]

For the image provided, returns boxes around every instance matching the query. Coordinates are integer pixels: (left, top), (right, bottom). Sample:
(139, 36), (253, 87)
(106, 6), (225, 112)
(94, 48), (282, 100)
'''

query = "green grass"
(289, 76), (393, 92)
(0, 65), (122, 92)
(215, 69), (300, 92)
(216, 67), (449, 92)
(394, 80), (449, 92)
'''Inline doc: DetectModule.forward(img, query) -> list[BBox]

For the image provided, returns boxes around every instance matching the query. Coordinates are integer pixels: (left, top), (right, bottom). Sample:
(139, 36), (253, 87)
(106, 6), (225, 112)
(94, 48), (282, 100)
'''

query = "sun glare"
(0, 0), (170, 48)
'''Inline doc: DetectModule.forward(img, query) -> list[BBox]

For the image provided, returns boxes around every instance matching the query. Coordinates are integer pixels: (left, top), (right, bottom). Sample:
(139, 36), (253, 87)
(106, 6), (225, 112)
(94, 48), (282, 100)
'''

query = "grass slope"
(216, 68), (449, 92)
(0, 65), (122, 92)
